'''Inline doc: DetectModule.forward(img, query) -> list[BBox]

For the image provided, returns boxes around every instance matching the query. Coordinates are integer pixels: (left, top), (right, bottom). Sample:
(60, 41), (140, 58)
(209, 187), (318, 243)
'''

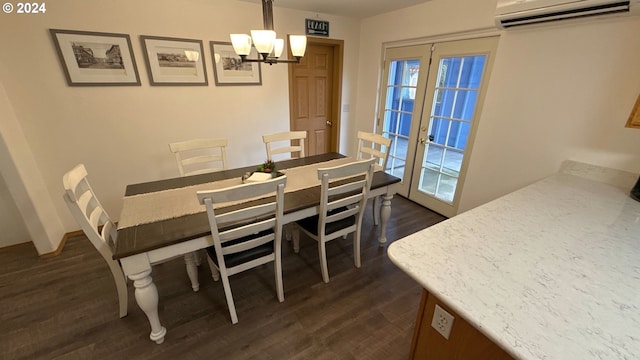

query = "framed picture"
(49, 29), (141, 86)
(210, 41), (262, 86)
(625, 93), (640, 129)
(140, 36), (207, 86)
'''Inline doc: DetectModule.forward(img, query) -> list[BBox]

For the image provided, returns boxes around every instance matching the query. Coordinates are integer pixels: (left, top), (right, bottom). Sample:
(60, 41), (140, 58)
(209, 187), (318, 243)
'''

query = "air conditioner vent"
(495, 0), (639, 29)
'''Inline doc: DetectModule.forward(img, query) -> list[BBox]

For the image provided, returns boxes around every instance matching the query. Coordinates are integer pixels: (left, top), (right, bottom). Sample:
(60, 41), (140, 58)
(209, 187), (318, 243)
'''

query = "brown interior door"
(290, 43), (334, 156)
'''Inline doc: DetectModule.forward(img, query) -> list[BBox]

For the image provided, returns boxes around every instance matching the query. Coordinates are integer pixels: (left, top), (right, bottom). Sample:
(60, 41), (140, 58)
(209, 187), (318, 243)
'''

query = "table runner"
(118, 157), (355, 229)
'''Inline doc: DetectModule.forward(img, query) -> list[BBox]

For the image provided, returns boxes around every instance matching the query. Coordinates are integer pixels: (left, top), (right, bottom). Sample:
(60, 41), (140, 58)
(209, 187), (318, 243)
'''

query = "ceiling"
(236, 0), (432, 19)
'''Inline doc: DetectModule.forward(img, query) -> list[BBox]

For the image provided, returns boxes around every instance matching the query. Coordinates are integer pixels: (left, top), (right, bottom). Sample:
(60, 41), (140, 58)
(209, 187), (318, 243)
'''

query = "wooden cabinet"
(409, 289), (514, 360)
(626, 94), (640, 129)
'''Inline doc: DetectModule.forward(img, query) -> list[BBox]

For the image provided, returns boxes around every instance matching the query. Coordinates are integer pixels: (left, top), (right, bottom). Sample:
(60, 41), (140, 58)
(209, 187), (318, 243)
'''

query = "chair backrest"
(262, 131), (306, 161)
(169, 138), (228, 176)
(62, 164), (117, 263)
(196, 176), (287, 272)
(317, 159), (375, 239)
(356, 131), (392, 170)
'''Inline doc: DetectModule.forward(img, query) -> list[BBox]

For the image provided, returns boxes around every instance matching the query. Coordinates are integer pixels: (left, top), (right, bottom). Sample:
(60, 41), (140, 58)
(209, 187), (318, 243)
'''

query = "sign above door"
(305, 19), (329, 37)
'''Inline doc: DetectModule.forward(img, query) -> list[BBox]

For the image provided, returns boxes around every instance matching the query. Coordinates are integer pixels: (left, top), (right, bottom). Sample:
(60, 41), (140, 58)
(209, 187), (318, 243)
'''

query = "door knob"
(419, 138), (426, 145)
(326, 120), (333, 126)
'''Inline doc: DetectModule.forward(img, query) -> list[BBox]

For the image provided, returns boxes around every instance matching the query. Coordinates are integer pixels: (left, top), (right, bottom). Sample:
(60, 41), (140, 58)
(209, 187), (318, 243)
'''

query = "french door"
(379, 37), (498, 217)
(378, 45), (431, 197)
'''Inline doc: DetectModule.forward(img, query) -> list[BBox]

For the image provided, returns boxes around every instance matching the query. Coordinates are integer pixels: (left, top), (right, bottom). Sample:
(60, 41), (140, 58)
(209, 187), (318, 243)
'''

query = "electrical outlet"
(431, 304), (455, 340)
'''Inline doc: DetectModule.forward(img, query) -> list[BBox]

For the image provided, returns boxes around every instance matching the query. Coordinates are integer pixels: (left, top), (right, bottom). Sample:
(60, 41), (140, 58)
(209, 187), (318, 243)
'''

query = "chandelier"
(230, 0), (307, 65)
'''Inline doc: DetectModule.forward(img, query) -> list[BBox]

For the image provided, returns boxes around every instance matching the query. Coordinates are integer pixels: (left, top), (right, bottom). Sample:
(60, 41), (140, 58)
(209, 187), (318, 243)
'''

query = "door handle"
(326, 120), (333, 126)
(419, 138), (426, 145)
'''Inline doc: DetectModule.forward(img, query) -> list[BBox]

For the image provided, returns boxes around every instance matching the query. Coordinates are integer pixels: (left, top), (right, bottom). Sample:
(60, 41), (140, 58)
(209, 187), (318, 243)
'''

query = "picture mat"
(142, 37), (207, 85)
(51, 30), (140, 85)
(211, 42), (262, 86)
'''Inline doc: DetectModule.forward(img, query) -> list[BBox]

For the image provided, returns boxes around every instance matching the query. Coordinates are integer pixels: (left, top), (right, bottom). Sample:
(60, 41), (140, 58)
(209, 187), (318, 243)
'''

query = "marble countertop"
(388, 163), (640, 359)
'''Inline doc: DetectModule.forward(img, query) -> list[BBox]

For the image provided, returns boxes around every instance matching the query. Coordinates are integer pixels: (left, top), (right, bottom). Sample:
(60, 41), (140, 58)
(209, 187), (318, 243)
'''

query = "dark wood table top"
(114, 153), (401, 260)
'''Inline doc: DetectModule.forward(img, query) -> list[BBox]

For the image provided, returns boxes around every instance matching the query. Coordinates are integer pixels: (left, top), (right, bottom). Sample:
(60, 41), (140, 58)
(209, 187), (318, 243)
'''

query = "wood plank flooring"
(0, 196), (446, 360)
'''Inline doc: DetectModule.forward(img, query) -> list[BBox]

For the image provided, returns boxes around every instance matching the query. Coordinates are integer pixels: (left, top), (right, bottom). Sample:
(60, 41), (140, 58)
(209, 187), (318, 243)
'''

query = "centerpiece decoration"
(257, 159), (276, 174)
(243, 160), (279, 183)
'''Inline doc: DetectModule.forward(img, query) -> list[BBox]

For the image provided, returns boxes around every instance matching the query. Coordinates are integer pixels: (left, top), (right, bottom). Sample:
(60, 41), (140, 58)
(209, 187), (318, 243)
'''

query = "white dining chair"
(197, 175), (287, 324)
(169, 138), (230, 273)
(293, 158), (375, 283)
(262, 131), (307, 243)
(62, 164), (201, 318)
(262, 131), (306, 161)
(169, 138), (228, 176)
(356, 131), (392, 226)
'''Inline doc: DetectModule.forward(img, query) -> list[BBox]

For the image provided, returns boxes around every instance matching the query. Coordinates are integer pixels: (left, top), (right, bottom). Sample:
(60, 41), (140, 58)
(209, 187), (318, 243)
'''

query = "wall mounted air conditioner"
(495, 0), (640, 28)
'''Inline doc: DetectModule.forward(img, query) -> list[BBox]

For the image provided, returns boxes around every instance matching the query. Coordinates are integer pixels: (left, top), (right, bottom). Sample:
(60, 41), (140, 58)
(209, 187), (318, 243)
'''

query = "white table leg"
(129, 269), (167, 344)
(184, 252), (200, 292)
(378, 193), (393, 247)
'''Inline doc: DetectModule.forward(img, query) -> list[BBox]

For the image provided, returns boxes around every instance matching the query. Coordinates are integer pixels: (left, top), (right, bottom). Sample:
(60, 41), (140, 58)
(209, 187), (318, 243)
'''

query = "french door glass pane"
(418, 166), (457, 203)
(422, 145), (462, 173)
(419, 168), (438, 194)
(430, 118), (450, 144)
(453, 91), (478, 120)
(436, 174), (457, 203)
(387, 157), (406, 179)
(381, 59), (420, 181)
(424, 145), (442, 172)
(443, 149), (463, 175)
(447, 121), (470, 150)
(418, 54), (487, 204)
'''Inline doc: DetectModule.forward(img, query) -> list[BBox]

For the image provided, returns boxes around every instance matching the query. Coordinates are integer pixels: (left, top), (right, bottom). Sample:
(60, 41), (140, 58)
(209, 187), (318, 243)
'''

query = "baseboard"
(0, 230), (83, 257)
(0, 241), (36, 254)
(39, 230), (83, 258)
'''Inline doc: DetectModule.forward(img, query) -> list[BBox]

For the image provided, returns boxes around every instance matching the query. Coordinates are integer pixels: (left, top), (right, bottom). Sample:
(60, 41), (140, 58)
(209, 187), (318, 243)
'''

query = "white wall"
(0, 81), (64, 253)
(355, 0), (640, 214)
(0, 174), (29, 247)
(464, 18), (640, 210)
(0, 82), (30, 248)
(0, 0), (360, 253)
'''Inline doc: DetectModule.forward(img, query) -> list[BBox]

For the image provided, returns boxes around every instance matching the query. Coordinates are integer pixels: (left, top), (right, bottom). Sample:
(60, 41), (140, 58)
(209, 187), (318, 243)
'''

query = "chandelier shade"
(230, 0), (307, 65)
(289, 35), (307, 57)
(229, 34), (252, 56)
(250, 30), (276, 55)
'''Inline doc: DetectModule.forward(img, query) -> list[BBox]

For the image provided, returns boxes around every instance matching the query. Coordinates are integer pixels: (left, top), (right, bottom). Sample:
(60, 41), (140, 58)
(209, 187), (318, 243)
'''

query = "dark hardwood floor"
(0, 196), (446, 360)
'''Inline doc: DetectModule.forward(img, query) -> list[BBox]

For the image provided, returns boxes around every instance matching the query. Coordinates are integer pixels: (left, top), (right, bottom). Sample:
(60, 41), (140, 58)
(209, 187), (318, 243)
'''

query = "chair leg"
(373, 196), (381, 226)
(184, 252), (200, 292)
(274, 243), (284, 303)
(292, 227), (300, 253)
(195, 250), (203, 266)
(284, 224), (292, 242)
(318, 240), (330, 283)
(220, 272), (239, 324)
(353, 229), (362, 268)
(110, 260), (128, 318)
(206, 256), (220, 281)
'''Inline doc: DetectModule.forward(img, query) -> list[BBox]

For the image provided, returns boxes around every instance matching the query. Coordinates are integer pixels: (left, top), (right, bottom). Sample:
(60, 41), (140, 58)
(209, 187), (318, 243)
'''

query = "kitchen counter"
(388, 161), (640, 359)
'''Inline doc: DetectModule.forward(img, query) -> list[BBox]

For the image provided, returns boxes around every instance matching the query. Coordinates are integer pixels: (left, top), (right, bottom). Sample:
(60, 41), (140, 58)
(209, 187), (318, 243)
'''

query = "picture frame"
(625, 93), (640, 129)
(140, 36), (208, 86)
(210, 41), (262, 86)
(49, 29), (141, 86)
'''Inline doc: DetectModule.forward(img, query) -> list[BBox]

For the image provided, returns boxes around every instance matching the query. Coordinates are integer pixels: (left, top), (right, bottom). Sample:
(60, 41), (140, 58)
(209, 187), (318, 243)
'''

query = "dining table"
(114, 152), (401, 344)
